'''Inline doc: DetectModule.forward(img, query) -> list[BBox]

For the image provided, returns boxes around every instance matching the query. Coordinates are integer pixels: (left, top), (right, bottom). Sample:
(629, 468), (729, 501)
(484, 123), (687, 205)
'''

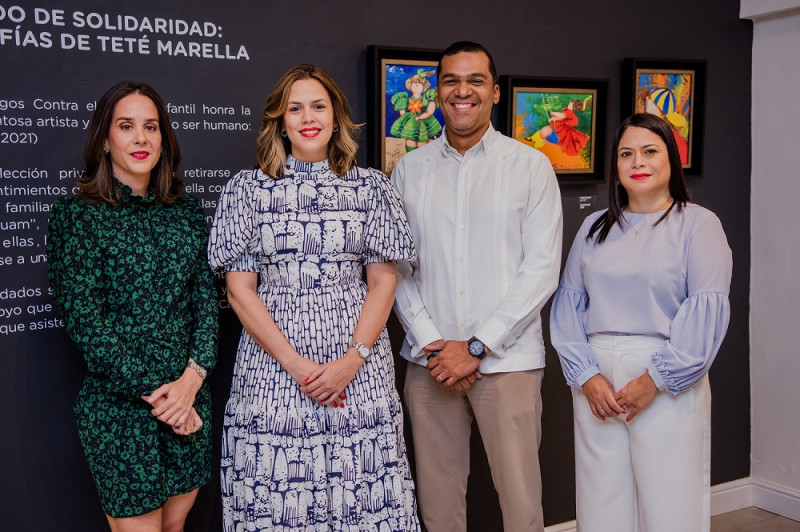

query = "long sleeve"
(392, 159), (444, 359)
(472, 154), (563, 357)
(187, 200), (219, 372)
(648, 213), (732, 395)
(550, 216), (602, 387)
(46, 198), (163, 397)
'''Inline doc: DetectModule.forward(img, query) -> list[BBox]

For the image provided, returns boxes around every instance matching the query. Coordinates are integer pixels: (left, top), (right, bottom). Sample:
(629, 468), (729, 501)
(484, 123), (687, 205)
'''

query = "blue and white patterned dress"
(208, 156), (420, 531)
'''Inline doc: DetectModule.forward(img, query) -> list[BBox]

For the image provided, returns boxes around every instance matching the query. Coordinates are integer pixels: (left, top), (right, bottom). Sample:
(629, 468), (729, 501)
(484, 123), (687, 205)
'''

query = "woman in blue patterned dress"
(208, 64), (420, 531)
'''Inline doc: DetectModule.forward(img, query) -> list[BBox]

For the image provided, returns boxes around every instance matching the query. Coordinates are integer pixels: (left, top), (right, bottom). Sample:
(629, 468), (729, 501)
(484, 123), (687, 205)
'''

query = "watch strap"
(349, 341), (372, 359)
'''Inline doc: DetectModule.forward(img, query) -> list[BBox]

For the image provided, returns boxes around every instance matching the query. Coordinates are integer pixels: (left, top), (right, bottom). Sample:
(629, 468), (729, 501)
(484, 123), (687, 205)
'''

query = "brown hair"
(78, 81), (182, 205)
(256, 64), (360, 178)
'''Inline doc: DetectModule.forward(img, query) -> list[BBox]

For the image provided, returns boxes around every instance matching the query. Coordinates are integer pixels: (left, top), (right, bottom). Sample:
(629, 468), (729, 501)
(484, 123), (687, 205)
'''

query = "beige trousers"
(404, 363), (545, 532)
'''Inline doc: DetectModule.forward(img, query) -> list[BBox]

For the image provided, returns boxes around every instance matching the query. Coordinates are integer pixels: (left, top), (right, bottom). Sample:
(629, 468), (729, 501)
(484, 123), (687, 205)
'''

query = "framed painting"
(368, 45), (444, 176)
(500, 76), (607, 184)
(622, 58), (707, 175)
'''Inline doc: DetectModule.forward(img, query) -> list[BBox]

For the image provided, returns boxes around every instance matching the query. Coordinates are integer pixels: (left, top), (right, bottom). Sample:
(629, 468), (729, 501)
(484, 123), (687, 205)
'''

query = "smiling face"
(104, 93), (161, 193)
(436, 51), (500, 154)
(283, 78), (335, 163)
(617, 126), (673, 211)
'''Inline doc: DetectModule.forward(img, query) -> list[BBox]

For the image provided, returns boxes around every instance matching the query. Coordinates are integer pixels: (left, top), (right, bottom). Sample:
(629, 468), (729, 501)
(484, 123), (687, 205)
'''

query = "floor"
(712, 507), (800, 531)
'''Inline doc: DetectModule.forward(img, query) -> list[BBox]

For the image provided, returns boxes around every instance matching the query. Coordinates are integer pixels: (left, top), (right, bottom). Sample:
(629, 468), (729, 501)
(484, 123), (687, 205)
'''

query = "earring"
(160, 147), (163, 157)
(280, 129), (287, 137)
(103, 146), (109, 155)
(333, 126), (339, 133)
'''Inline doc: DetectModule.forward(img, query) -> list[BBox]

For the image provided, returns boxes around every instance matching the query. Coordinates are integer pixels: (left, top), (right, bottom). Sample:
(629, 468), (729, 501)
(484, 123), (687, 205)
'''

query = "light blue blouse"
(550, 204), (732, 395)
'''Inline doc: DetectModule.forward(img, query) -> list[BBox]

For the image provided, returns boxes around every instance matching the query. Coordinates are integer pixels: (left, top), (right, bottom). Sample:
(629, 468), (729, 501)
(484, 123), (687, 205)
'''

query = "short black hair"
(437, 41), (498, 84)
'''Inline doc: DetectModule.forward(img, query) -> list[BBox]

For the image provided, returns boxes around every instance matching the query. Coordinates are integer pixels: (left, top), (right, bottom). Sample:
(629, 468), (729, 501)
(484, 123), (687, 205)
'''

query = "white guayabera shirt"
(392, 125), (563, 374)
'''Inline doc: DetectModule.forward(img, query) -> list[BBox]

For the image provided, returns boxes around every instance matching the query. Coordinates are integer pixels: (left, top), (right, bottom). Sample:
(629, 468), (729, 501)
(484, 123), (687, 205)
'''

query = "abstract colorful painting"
(623, 59), (707, 175)
(636, 70), (694, 166)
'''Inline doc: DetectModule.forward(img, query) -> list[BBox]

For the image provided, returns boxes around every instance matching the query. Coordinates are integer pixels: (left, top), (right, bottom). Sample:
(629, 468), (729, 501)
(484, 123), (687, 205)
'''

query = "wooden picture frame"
(500, 76), (608, 184)
(622, 58), (707, 176)
(367, 45), (444, 176)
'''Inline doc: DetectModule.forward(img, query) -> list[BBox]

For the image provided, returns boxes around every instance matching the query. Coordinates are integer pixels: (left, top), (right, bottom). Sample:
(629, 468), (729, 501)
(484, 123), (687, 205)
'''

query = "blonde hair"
(256, 64), (360, 178)
(404, 69), (435, 92)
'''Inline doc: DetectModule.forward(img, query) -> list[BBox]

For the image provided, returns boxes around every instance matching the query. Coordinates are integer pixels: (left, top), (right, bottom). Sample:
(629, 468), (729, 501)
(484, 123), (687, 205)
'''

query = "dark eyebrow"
(287, 99), (327, 105)
(618, 143), (659, 151)
(114, 117), (158, 122)
(440, 72), (490, 81)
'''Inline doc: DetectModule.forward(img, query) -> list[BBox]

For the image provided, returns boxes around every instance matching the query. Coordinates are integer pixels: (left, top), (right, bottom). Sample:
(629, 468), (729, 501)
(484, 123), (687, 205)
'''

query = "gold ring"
(186, 424), (194, 433)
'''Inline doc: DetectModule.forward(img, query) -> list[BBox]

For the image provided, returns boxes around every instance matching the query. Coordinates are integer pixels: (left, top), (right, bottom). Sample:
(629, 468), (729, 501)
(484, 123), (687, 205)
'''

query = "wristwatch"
(186, 358), (207, 380)
(468, 337), (487, 360)
(349, 341), (372, 360)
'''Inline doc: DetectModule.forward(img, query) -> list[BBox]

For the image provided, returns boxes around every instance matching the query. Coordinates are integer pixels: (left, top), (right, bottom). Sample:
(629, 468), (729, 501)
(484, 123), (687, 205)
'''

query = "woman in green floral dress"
(46, 81), (218, 531)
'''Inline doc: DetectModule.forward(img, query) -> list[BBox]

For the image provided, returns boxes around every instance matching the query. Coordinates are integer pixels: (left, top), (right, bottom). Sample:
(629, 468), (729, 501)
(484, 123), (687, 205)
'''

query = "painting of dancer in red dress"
(529, 99), (589, 157)
(513, 89), (597, 172)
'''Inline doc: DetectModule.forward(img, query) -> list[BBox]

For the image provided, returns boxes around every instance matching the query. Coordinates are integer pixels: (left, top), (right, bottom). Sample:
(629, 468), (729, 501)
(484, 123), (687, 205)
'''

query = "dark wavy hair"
(437, 41), (498, 84)
(588, 113), (689, 243)
(256, 64), (360, 178)
(78, 81), (183, 205)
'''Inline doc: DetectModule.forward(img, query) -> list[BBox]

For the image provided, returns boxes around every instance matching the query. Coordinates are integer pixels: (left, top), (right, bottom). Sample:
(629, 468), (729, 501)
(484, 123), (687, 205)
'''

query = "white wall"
(744, 1), (800, 520)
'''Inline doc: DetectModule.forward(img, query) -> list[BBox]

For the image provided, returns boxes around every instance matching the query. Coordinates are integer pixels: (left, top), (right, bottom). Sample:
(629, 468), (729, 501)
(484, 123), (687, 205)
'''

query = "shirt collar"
(114, 178), (156, 205)
(440, 123), (498, 159)
(286, 154), (330, 175)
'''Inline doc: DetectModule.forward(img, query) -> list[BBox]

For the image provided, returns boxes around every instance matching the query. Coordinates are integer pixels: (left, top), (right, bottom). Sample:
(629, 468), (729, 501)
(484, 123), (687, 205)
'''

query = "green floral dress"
(46, 182), (219, 518)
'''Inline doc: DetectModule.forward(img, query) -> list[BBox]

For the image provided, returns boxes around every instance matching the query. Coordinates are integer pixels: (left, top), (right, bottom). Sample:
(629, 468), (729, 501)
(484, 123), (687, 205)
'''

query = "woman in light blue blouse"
(550, 113), (732, 532)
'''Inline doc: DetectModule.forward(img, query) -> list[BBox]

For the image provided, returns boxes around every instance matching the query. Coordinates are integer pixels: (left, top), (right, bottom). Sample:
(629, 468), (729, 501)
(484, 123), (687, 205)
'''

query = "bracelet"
(186, 358), (207, 380)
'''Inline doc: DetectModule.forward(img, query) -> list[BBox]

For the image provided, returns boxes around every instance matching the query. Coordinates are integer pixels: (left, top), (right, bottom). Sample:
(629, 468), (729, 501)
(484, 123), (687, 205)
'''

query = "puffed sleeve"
(550, 214), (602, 388)
(185, 197), (219, 372)
(363, 168), (416, 264)
(208, 170), (260, 272)
(46, 198), (164, 397)
(648, 212), (732, 395)
(391, 91), (410, 112)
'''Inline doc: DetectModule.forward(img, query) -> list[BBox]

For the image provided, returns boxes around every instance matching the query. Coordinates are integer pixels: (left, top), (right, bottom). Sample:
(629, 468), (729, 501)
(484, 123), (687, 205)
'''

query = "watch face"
(468, 339), (484, 356)
(357, 346), (371, 359)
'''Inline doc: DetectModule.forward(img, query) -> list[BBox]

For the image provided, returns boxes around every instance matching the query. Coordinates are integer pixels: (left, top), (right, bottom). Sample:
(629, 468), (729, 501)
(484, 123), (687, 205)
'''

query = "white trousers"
(573, 334), (711, 532)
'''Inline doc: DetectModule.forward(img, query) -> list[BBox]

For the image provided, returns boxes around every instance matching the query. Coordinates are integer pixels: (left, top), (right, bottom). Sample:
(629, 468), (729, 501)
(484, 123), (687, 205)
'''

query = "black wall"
(0, 1), (751, 529)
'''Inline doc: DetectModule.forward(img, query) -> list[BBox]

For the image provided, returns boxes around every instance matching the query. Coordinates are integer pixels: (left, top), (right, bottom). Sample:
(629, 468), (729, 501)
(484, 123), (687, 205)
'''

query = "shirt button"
(458, 224), (464, 229)
(460, 193), (466, 197)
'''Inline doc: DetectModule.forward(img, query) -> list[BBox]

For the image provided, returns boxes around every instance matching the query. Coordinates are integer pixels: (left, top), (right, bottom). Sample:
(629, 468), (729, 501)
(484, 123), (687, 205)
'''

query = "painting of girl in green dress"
(383, 62), (444, 174)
